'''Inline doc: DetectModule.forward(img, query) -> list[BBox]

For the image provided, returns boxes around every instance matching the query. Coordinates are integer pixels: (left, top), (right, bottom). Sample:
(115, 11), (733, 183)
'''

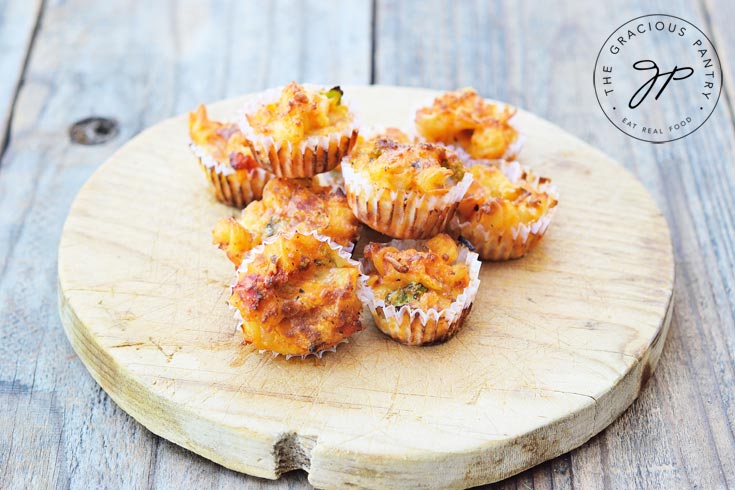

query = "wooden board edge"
(56, 277), (286, 480)
(309, 277), (676, 489)
(55, 85), (677, 489)
(57, 271), (675, 489)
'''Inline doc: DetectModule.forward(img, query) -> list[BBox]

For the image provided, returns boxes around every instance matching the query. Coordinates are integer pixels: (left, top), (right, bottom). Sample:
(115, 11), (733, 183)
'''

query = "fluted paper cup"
(238, 86), (360, 178)
(449, 160), (558, 260)
(189, 142), (273, 208)
(359, 238), (481, 346)
(228, 230), (368, 359)
(342, 160), (473, 239)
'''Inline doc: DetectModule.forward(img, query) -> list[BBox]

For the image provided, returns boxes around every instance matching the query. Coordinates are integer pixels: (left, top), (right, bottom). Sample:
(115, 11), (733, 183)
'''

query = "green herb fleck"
(264, 216), (281, 237)
(385, 282), (429, 307)
(440, 158), (465, 182)
(324, 86), (343, 105)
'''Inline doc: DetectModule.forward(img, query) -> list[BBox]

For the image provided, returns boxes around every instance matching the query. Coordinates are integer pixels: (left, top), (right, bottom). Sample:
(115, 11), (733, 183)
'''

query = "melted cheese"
(246, 82), (353, 144)
(364, 234), (469, 311)
(415, 88), (519, 160)
(456, 164), (557, 231)
(188, 104), (259, 170)
(229, 233), (363, 356)
(349, 132), (465, 195)
(212, 178), (361, 267)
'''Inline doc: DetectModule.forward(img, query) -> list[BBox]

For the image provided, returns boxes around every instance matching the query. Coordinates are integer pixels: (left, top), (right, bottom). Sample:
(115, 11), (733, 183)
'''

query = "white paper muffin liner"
(341, 159), (473, 239)
(499, 115), (524, 160)
(238, 85), (360, 178)
(313, 166), (345, 191)
(358, 238), (481, 346)
(449, 160), (559, 261)
(189, 141), (273, 208)
(228, 230), (368, 359)
(317, 124), (415, 192)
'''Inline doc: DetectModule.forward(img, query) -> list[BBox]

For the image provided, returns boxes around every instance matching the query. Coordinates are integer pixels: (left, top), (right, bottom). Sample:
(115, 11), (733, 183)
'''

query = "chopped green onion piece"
(325, 86), (343, 104)
(385, 282), (429, 307)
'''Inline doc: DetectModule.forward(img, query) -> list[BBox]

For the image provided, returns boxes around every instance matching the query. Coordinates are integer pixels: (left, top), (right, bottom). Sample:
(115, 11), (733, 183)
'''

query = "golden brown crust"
(189, 104), (272, 206)
(212, 178), (361, 268)
(415, 88), (520, 160)
(457, 165), (556, 225)
(450, 164), (558, 260)
(241, 83), (358, 177)
(228, 233), (363, 356)
(375, 127), (415, 144)
(349, 133), (465, 195)
(189, 104), (260, 171)
(246, 82), (354, 145)
(363, 234), (470, 311)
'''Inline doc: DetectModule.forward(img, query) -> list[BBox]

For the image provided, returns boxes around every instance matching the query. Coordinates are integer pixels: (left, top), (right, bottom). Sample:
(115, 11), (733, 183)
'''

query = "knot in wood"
(69, 117), (119, 145)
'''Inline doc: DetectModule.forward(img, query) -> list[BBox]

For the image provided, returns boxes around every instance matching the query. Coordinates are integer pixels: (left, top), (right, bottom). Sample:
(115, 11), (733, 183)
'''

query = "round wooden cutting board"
(58, 86), (674, 489)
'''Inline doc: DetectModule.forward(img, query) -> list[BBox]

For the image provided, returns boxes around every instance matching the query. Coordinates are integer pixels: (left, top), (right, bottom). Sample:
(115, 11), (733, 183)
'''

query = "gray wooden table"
(2, 1), (734, 488)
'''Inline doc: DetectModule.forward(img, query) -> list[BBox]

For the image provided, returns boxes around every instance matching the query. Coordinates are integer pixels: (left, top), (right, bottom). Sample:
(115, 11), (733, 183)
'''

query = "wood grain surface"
(58, 86), (673, 489)
(0, 0), (42, 154)
(1, 1), (734, 489)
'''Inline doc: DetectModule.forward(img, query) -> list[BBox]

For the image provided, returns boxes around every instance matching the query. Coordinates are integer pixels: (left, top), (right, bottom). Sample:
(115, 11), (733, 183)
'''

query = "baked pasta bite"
(449, 161), (558, 260)
(415, 88), (522, 162)
(341, 130), (472, 239)
(229, 232), (365, 358)
(189, 104), (273, 207)
(239, 82), (359, 178)
(314, 130), (413, 190)
(212, 177), (361, 268)
(359, 233), (481, 346)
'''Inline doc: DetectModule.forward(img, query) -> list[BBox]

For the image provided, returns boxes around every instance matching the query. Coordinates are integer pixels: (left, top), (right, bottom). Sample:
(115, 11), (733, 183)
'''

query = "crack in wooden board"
(57, 86), (674, 489)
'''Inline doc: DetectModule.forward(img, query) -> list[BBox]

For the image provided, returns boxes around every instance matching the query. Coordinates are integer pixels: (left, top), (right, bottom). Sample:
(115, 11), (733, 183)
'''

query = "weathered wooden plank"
(3, 0), (735, 487)
(0, 1), (370, 489)
(701, 0), (735, 122)
(58, 85), (674, 489)
(0, 0), (43, 161)
(375, 0), (735, 489)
